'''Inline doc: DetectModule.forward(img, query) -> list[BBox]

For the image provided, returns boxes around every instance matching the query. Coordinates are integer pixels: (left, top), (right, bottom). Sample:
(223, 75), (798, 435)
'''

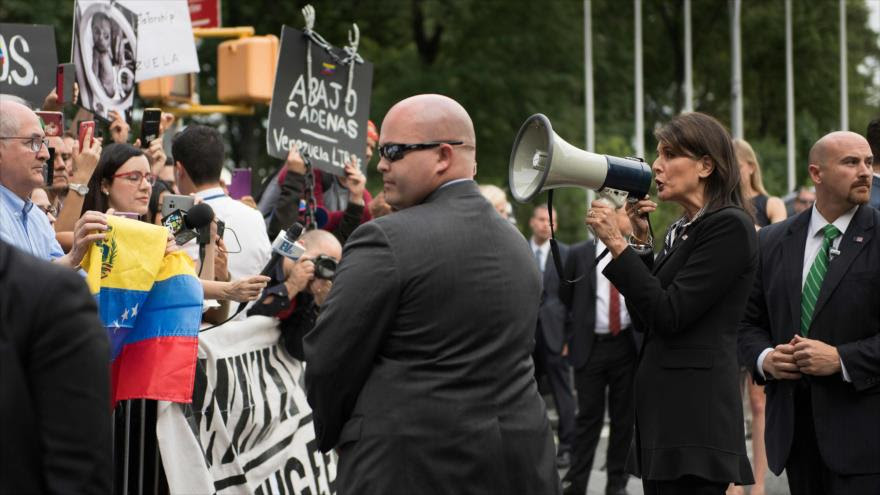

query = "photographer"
(274, 229), (341, 361)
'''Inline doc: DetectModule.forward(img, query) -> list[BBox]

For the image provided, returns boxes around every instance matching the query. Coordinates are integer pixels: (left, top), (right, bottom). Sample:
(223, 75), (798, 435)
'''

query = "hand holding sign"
(343, 158), (366, 206)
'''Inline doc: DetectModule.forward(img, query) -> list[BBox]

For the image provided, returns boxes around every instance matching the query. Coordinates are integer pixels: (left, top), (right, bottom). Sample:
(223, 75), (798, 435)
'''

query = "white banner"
(157, 316), (336, 495)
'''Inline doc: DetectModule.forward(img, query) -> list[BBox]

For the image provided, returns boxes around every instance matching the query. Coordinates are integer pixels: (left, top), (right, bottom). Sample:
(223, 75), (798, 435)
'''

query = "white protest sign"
(124, 0), (199, 81)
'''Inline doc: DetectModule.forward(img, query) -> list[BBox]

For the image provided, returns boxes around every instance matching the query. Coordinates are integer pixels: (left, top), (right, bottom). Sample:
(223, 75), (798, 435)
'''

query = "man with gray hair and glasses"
(0, 96), (104, 267)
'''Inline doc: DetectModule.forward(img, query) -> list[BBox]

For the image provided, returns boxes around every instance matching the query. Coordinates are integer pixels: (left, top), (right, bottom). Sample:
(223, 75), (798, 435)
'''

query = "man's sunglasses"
(378, 140), (464, 162)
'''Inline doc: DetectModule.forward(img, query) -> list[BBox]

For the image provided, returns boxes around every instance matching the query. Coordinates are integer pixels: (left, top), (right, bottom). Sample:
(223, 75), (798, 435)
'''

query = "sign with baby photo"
(0, 23), (58, 108)
(72, 0), (139, 121)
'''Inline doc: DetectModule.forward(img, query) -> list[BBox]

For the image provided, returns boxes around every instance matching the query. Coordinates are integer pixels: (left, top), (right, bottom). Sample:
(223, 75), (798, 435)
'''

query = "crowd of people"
(1, 86), (879, 495)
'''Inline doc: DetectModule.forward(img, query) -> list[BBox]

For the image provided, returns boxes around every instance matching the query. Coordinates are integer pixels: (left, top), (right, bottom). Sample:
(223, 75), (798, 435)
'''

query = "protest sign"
(157, 316), (337, 495)
(72, 0), (139, 121)
(125, 0), (200, 81)
(267, 25), (373, 177)
(0, 24), (58, 107)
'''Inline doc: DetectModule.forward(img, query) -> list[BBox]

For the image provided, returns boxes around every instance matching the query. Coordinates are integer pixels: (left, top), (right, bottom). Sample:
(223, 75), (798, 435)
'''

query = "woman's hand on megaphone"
(625, 195), (657, 243)
(586, 201), (628, 257)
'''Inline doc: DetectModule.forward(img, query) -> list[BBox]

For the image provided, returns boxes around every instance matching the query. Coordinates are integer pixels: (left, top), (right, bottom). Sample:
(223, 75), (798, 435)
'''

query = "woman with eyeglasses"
(82, 143), (154, 220)
(81, 143), (268, 304)
(586, 112), (757, 494)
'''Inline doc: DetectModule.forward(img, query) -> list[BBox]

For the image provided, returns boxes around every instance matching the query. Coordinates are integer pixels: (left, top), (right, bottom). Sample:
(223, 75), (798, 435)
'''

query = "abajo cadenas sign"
(0, 24), (58, 107)
(267, 25), (373, 177)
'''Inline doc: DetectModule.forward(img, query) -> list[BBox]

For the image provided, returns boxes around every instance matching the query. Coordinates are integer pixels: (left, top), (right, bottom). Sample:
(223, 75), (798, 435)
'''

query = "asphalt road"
(546, 396), (791, 495)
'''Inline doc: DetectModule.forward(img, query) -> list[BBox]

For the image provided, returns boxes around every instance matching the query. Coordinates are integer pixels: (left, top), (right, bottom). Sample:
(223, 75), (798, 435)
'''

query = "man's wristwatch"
(69, 183), (89, 196)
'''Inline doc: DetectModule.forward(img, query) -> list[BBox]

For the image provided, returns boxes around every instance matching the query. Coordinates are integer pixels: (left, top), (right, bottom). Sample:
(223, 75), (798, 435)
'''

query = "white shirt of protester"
(184, 188), (272, 319)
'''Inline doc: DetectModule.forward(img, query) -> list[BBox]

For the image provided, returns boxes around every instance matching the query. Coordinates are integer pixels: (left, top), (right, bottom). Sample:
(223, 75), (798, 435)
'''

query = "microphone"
(164, 203), (214, 246)
(232, 223), (305, 320)
(260, 222), (306, 278)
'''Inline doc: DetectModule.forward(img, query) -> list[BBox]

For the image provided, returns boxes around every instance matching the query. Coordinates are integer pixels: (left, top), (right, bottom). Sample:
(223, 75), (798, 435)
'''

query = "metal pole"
(585, 0), (595, 153)
(635, 0), (645, 159)
(730, 0), (743, 139)
(684, 0), (694, 112)
(123, 401), (131, 495)
(839, 0), (848, 130)
(138, 399), (145, 495)
(786, 0), (796, 191)
(585, 0), (596, 207)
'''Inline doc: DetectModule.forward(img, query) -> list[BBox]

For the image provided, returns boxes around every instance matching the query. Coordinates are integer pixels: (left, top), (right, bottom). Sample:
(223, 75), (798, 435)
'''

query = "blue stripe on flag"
(123, 274), (204, 345)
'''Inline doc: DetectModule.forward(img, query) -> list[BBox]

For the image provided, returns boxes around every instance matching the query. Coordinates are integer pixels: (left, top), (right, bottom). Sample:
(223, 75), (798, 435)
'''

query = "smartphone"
(36, 111), (64, 138)
(78, 121), (95, 152)
(56, 63), (74, 105)
(44, 148), (55, 186)
(160, 194), (195, 219)
(216, 218), (225, 240)
(140, 108), (162, 148)
(162, 209), (198, 245)
(112, 212), (140, 219)
(228, 168), (252, 199)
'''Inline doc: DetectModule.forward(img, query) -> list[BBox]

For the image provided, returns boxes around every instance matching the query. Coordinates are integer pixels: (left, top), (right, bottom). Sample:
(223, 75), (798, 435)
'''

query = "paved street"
(546, 396), (791, 495)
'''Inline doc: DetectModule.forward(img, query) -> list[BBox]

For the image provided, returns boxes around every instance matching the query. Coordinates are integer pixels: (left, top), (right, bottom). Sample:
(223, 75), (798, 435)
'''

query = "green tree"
(2, 0), (877, 245)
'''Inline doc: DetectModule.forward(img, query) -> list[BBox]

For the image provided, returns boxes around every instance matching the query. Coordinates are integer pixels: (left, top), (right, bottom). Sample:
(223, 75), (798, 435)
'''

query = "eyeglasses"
(112, 171), (156, 185)
(378, 140), (464, 162)
(37, 204), (57, 216)
(0, 136), (49, 153)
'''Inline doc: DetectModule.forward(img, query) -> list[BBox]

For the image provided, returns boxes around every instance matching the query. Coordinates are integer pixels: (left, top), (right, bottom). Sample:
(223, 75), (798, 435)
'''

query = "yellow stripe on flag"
(82, 216), (168, 294)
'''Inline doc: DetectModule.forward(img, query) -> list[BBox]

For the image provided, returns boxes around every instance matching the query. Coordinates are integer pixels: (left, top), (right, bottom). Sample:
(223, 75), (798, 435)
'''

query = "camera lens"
(314, 255), (337, 280)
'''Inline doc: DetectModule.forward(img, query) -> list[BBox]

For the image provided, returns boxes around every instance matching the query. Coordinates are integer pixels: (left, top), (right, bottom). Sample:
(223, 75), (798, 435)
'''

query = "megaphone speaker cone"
(509, 114), (554, 203)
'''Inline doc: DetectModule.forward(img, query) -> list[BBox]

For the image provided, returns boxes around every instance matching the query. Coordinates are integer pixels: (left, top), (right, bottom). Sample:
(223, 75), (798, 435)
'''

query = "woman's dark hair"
(654, 112), (748, 215)
(148, 179), (171, 223)
(81, 143), (146, 214)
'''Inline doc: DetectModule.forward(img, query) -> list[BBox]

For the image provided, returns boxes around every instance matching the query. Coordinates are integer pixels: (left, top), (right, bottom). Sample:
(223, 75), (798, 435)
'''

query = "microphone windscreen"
(184, 203), (214, 229)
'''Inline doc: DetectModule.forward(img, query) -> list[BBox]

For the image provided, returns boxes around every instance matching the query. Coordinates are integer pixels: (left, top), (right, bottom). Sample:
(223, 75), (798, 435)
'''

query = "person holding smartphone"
(0, 97), (106, 269)
(80, 143), (269, 304)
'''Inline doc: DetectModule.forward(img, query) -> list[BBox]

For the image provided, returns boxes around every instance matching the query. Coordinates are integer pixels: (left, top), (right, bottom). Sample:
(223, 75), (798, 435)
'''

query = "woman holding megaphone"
(586, 112), (757, 495)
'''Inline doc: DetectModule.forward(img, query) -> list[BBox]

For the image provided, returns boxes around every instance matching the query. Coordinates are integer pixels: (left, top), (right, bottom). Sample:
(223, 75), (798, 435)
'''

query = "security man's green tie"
(801, 224), (842, 336)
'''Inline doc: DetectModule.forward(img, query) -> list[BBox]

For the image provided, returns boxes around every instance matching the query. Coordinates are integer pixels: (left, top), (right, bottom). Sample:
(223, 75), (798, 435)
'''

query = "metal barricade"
(112, 400), (168, 495)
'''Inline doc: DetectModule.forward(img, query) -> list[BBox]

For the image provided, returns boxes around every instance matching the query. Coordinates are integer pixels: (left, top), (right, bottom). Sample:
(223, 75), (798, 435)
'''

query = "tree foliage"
(2, 0), (877, 243)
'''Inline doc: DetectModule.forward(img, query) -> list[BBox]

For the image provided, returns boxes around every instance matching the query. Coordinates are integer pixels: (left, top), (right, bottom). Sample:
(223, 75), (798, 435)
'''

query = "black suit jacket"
(739, 205), (880, 476)
(604, 207), (756, 484)
(537, 241), (568, 354)
(560, 240), (638, 370)
(304, 181), (559, 495)
(0, 242), (112, 494)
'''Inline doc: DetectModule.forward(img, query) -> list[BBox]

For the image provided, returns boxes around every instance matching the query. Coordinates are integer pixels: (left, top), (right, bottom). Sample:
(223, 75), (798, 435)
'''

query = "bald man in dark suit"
(304, 94), (559, 495)
(740, 131), (880, 494)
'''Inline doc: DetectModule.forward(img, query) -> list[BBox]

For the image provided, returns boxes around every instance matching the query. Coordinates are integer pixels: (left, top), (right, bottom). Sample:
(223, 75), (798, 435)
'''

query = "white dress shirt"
(595, 240), (631, 334)
(756, 204), (856, 381)
(530, 238), (550, 272)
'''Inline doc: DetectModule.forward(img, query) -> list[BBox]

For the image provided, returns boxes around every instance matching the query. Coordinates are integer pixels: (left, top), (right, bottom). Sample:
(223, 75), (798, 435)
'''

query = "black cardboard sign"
(267, 25), (373, 177)
(0, 24), (58, 107)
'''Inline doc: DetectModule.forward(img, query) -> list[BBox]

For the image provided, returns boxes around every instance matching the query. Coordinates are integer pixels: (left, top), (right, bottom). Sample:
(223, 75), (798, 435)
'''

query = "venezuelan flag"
(82, 216), (203, 404)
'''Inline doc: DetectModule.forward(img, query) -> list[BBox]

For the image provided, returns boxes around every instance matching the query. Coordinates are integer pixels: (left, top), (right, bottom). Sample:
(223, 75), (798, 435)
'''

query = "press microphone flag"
(261, 222), (307, 278)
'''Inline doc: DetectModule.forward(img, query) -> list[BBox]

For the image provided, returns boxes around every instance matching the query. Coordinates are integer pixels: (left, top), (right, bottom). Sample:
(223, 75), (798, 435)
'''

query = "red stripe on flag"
(111, 337), (199, 404)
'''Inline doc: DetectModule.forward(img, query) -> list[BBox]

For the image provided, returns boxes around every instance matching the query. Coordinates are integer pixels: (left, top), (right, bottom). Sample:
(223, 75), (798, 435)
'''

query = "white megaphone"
(509, 114), (653, 207)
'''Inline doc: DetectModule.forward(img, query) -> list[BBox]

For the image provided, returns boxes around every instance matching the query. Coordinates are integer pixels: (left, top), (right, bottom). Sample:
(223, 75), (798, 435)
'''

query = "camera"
(313, 255), (338, 280)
